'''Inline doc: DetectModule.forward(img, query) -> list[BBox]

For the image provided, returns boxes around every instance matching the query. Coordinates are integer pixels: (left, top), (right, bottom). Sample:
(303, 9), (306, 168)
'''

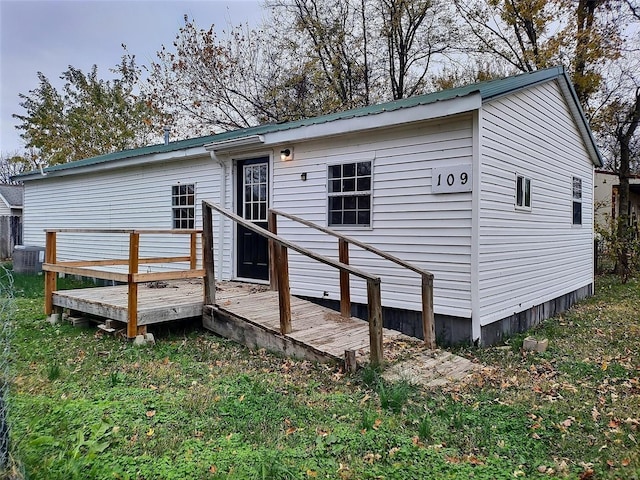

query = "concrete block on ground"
(47, 313), (61, 325)
(133, 335), (147, 346)
(144, 333), (156, 345)
(66, 316), (90, 327)
(523, 336), (549, 352)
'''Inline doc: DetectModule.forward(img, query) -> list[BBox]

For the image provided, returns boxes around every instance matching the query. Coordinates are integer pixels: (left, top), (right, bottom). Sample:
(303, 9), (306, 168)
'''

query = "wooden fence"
(42, 229), (204, 338)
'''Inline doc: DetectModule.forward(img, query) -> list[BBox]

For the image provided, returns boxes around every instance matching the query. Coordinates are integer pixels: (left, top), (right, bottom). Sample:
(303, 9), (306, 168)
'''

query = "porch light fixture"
(280, 148), (293, 162)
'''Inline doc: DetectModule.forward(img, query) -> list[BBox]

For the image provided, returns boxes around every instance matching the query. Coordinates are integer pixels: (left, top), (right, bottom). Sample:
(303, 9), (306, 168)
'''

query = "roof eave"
(264, 93), (482, 145)
(557, 72), (604, 168)
(19, 145), (211, 181)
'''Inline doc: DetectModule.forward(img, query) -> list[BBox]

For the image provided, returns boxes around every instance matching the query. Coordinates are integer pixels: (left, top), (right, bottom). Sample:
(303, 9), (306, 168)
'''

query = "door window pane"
(243, 164), (268, 221)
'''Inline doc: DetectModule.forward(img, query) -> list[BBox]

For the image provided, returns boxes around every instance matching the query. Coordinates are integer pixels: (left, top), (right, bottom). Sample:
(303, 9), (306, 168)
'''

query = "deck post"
(268, 210), (278, 291)
(421, 273), (436, 349)
(202, 202), (216, 305)
(127, 232), (140, 339)
(190, 232), (197, 269)
(44, 231), (57, 315)
(366, 278), (383, 367)
(338, 239), (351, 318)
(276, 243), (292, 334)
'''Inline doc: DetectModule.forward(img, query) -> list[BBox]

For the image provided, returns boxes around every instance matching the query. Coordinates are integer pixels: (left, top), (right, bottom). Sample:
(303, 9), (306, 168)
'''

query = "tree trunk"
(615, 88), (640, 281)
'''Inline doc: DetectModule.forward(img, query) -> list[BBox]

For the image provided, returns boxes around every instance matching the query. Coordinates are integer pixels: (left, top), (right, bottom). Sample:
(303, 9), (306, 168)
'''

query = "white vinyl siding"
(272, 115), (474, 317)
(0, 200), (10, 216)
(478, 80), (594, 325)
(22, 156), (233, 279)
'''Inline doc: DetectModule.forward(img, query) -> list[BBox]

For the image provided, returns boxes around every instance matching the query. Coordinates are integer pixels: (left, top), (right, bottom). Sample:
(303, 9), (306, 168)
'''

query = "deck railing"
(43, 228), (204, 338)
(268, 209), (436, 349)
(202, 200), (386, 366)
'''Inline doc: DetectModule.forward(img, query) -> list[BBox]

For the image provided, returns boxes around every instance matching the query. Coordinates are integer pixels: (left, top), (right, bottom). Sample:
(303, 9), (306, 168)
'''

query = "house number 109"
(436, 172), (468, 187)
(431, 165), (473, 193)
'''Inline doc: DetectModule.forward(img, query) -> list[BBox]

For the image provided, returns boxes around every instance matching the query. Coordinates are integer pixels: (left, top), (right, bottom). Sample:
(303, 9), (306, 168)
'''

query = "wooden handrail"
(202, 200), (385, 366)
(50, 256), (192, 267)
(270, 208), (433, 278)
(45, 228), (202, 234)
(269, 208), (436, 349)
(204, 202), (378, 282)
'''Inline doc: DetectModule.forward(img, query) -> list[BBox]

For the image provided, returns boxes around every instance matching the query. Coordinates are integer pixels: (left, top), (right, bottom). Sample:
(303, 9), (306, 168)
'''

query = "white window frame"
(515, 175), (532, 210)
(327, 160), (372, 228)
(172, 183), (196, 229)
(241, 162), (268, 222)
(572, 176), (582, 225)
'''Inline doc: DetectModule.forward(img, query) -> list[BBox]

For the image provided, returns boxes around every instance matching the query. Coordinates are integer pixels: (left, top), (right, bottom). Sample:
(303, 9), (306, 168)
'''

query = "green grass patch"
(3, 273), (640, 479)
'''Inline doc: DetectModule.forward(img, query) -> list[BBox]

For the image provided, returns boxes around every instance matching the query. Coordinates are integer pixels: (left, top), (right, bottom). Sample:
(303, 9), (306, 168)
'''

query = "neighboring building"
(594, 170), (640, 233)
(0, 184), (23, 217)
(15, 66), (602, 346)
(0, 184), (23, 258)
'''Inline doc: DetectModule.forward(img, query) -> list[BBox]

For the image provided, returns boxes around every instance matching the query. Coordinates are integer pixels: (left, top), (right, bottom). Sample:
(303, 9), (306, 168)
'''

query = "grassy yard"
(2, 273), (639, 479)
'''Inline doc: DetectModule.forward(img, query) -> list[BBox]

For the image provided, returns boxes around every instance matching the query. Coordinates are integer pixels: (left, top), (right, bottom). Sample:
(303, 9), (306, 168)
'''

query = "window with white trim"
(328, 161), (372, 227)
(172, 184), (195, 229)
(516, 175), (531, 209)
(572, 177), (582, 225)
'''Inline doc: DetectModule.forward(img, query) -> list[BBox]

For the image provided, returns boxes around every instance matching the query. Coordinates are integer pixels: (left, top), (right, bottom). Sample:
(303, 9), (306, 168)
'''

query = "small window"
(516, 175), (531, 209)
(328, 161), (372, 227)
(172, 184), (195, 229)
(572, 177), (582, 225)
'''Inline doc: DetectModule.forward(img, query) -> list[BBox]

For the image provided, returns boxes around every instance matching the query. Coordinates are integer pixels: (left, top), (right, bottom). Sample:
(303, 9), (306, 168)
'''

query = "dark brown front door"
(236, 157), (269, 280)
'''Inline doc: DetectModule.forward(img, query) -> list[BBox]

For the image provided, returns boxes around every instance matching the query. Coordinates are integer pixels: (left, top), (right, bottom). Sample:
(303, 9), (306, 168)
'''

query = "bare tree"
(0, 151), (39, 184)
(380, 0), (458, 99)
(453, 0), (625, 108)
(268, 0), (373, 109)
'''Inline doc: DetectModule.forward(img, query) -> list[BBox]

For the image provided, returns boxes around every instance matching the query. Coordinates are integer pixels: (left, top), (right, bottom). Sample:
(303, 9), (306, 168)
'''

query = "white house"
(16, 66), (602, 345)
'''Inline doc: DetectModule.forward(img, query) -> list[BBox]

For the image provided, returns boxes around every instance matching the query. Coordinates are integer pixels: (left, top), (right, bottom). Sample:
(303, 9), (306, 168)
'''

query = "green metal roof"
(18, 65), (600, 177)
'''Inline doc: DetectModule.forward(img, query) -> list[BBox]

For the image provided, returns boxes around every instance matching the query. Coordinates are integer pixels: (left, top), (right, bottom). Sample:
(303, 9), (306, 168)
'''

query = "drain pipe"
(209, 151), (226, 278)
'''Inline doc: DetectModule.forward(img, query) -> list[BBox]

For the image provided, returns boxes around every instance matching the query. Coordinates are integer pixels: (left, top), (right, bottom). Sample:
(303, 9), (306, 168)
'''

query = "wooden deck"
(52, 280), (205, 326)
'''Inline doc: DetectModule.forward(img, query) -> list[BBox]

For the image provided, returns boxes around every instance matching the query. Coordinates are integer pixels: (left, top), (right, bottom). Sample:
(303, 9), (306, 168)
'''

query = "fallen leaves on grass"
(362, 452), (381, 464)
(445, 455), (485, 466)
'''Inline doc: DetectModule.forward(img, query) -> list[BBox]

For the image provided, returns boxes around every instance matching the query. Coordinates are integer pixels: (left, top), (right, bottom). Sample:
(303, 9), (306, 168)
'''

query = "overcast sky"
(0, 0), (264, 154)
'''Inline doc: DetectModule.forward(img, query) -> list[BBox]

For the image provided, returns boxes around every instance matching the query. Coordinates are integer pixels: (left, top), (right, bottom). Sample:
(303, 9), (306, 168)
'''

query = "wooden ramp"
(203, 282), (410, 366)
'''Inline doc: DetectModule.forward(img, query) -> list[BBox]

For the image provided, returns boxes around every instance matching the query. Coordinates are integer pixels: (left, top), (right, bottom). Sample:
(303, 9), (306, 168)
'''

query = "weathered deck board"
(205, 286), (407, 364)
(52, 281), (204, 325)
